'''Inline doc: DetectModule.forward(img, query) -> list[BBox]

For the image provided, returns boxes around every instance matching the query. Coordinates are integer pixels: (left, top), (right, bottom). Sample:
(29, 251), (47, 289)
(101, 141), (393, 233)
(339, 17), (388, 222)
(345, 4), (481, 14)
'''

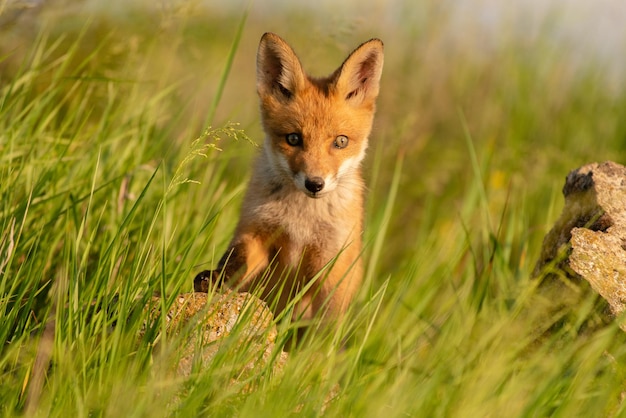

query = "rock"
(534, 161), (626, 326)
(142, 291), (288, 378)
(569, 229), (626, 319)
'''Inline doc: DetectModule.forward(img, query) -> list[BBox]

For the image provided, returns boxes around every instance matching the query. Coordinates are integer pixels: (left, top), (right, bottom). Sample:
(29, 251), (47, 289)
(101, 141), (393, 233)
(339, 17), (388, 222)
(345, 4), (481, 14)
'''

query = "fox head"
(256, 33), (384, 198)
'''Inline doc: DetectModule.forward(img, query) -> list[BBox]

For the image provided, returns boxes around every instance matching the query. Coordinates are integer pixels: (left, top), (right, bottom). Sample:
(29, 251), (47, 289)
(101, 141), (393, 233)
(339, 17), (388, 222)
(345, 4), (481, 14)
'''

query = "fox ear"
(335, 39), (384, 106)
(257, 33), (306, 100)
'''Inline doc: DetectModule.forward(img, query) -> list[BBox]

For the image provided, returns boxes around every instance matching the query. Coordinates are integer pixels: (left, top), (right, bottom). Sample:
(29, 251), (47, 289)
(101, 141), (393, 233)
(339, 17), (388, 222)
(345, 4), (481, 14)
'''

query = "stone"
(142, 291), (288, 378)
(534, 161), (626, 326)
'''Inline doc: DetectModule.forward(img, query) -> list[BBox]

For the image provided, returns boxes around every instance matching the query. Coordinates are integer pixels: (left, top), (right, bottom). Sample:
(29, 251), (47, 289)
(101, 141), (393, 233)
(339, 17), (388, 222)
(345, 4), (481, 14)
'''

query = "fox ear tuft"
(257, 33), (306, 100)
(336, 39), (384, 106)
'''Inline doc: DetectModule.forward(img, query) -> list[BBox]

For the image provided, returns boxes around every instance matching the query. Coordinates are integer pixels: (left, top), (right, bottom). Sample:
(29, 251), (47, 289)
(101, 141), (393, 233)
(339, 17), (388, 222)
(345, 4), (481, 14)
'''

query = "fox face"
(256, 33), (384, 198)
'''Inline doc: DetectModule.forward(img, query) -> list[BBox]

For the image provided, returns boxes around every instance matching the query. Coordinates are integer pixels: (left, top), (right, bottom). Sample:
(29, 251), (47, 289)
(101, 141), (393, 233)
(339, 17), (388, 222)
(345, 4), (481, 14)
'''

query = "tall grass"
(2, 2), (626, 416)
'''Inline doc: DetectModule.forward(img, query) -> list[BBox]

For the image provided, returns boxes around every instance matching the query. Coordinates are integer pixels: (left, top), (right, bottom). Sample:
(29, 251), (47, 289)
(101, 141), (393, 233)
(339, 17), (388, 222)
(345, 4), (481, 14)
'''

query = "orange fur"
(194, 32), (384, 322)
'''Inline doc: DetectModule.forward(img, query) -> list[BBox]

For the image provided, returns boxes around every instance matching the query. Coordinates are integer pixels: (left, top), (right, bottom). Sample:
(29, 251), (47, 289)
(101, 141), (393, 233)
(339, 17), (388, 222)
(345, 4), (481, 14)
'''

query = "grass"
(2, 1), (626, 416)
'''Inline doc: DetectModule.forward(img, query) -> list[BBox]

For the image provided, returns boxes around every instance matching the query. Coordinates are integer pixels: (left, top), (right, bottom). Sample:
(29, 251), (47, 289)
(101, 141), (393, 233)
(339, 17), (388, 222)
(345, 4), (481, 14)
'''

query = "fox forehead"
(260, 80), (375, 141)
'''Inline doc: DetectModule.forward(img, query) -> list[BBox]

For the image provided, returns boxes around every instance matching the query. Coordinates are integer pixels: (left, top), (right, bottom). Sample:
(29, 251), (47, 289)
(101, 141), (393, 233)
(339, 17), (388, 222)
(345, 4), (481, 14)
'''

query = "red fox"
(194, 32), (384, 323)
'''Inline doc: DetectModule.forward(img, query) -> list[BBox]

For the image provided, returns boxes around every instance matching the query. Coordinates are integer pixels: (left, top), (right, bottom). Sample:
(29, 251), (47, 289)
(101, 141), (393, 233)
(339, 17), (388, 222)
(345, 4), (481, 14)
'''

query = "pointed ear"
(256, 33), (306, 100)
(335, 39), (384, 106)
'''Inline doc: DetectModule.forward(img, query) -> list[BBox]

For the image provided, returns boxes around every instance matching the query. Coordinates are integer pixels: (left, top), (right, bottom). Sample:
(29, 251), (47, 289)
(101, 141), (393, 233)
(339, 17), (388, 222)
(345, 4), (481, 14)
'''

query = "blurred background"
(3, 2), (626, 414)
(2, 0), (625, 273)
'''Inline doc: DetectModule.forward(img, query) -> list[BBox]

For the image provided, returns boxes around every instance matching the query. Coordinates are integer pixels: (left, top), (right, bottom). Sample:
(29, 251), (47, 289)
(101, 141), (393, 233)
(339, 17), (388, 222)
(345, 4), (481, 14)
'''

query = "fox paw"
(193, 270), (220, 293)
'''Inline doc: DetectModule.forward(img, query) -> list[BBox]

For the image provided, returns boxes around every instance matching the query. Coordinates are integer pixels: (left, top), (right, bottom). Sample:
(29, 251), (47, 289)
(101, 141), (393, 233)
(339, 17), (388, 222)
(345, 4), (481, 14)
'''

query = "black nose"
(305, 177), (325, 193)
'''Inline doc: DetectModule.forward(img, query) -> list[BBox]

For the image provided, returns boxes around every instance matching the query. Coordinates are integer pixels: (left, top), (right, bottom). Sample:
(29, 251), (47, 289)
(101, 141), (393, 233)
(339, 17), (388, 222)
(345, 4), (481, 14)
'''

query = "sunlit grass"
(2, 2), (626, 416)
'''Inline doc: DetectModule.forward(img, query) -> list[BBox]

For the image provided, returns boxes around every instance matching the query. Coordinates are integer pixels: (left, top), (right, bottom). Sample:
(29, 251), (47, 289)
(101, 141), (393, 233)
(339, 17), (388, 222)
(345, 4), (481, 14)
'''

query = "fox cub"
(194, 32), (384, 322)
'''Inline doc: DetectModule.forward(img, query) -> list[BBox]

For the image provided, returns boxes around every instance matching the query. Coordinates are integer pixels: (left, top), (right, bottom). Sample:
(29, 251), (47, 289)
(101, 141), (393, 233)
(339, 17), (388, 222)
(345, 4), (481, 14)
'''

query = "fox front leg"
(193, 269), (221, 292)
(193, 234), (270, 293)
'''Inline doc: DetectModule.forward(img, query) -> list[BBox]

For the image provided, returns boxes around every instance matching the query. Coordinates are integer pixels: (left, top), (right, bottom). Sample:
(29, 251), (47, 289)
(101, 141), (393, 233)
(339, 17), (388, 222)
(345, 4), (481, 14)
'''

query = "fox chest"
(254, 196), (354, 269)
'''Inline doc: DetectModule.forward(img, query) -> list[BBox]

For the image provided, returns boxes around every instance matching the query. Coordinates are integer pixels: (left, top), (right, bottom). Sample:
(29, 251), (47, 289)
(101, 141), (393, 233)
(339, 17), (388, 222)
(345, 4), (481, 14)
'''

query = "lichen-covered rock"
(534, 161), (626, 326)
(569, 229), (626, 318)
(142, 291), (288, 378)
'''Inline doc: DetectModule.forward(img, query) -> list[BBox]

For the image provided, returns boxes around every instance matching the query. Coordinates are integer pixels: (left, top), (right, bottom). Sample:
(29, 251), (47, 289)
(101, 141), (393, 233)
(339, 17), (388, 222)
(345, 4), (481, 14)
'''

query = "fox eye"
(285, 133), (302, 146)
(334, 135), (349, 149)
